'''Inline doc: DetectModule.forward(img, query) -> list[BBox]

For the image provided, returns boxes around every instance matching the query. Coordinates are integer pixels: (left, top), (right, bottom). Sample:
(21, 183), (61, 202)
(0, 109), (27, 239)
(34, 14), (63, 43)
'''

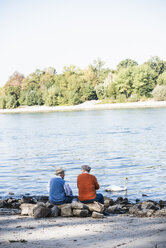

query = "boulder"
(92, 211), (104, 219)
(73, 209), (90, 217)
(154, 207), (166, 217)
(128, 205), (140, 215)
(19, 196), (36, 204)
(146, 209), (155, 217)
(20, 203), (36, 216)
(85, 202), (104, 213)
(71, 202), (88, 210)
(104, 200), (111, 208)
(107, 205), (122, 214)
(60, 205), (73, 217)
(33, 205), (50, 218)
(141, 201), (158, 210)
(0, 200), (6, 208)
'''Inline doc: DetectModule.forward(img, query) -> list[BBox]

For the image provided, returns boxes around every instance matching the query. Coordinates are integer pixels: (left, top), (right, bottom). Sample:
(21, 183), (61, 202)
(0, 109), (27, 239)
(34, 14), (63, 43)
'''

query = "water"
(0, 108), (166, 202)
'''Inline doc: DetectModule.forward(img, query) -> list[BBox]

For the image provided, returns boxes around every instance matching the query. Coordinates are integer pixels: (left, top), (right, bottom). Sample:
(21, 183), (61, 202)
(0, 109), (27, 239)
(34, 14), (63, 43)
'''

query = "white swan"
(105, 177), (128, 192)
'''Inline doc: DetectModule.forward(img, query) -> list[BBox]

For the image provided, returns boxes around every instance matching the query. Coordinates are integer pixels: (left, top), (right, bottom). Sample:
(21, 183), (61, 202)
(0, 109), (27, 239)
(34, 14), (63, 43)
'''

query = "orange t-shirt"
(77, 173), (99, 201)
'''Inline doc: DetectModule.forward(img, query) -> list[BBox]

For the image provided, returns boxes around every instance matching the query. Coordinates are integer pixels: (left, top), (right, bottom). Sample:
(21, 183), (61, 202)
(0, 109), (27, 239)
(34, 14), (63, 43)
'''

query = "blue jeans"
(50, 196), (73, 205)
(80, 193), (104, 204)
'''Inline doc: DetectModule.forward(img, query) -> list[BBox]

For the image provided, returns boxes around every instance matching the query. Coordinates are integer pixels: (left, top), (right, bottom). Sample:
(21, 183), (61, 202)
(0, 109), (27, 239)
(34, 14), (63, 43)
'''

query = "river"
(0, 107), (166, 202)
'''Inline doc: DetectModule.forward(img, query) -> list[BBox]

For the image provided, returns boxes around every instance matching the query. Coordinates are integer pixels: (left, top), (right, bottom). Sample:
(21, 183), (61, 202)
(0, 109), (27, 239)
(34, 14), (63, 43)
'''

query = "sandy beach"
(0, 214), (166, 248)
(0, 100), (166, 114)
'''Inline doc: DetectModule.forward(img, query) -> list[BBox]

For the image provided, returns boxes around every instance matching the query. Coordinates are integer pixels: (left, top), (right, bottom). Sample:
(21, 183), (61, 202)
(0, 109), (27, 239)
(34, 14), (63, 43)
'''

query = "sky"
(0, 0), (166, 87)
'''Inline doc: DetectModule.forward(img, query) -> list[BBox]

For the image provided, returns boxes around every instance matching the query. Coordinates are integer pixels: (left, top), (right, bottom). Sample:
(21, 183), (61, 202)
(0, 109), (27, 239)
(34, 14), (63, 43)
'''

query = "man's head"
(81, 165), (91, 173)
(55, 167), (65, 179)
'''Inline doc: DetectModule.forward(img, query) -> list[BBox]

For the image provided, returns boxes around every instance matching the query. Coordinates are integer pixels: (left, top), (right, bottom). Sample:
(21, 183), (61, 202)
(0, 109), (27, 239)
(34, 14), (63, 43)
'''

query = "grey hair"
(81, 165), (91, 172)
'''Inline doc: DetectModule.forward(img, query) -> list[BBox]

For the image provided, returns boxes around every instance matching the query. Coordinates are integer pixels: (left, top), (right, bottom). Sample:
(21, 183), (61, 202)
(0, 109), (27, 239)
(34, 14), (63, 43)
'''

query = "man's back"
(77, 173), (99, 201)
(49, 176), (65, 203)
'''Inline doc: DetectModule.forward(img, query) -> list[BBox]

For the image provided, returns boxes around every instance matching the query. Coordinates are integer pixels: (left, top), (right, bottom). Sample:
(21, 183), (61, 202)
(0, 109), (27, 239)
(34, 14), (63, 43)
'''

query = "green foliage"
(145, 56), (166, 76)
(106, 82), (117, 99)
(117, 59), (138, 71)
(133, 64), (157, 97)
(1, 56), (166, 109)
(5, 95), (19, 109)
(152, 85), (166, 101)
(0, 96), (6, 109)
(113, 67), (136, 98)
(19, 84), (43, 106)
(157, 71), (166, 85)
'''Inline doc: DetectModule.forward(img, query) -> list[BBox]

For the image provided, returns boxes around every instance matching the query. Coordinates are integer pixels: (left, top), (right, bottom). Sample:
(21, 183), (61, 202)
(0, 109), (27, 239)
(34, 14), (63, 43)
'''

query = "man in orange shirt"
(77, 165), (104, 204)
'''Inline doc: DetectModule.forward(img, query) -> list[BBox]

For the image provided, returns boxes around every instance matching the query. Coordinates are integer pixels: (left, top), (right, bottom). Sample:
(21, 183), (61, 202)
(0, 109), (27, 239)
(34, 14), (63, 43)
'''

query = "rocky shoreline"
(1, 195), (166, 248)
(1, 195), (166, 219)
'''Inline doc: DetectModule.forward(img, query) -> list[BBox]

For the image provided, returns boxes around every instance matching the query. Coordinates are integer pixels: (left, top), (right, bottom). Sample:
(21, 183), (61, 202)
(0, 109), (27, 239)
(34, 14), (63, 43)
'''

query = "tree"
(4, 86), (20, 108)
(145, 56), (166, 76)
(113, 67), (136, 98)
(152, 85), (166, 101)
(133, 64), (157, 97)
(5, 71), (24, 88)
(19, 84), (43, 106)
(117, 59), (138, 71)
(157, 71), (166, 85)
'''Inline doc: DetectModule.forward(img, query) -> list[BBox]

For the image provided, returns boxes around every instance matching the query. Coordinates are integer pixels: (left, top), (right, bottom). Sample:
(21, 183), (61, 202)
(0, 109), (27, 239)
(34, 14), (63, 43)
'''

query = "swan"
(105, 177), (128, 192)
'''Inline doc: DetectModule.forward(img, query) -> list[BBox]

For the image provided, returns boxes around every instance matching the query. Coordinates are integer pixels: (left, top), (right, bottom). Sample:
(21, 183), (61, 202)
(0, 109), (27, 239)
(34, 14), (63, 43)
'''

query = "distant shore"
(0, 100), (166, 114)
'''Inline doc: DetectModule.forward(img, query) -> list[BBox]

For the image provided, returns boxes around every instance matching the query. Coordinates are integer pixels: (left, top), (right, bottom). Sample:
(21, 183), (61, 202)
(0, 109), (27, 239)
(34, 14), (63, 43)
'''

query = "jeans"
(50, 195), (73, 205)
(80, 193), (104, 204)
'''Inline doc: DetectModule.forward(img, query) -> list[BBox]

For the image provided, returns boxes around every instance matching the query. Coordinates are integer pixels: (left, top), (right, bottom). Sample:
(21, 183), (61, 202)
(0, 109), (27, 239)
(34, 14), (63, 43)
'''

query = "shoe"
(103, 210), (110, 216)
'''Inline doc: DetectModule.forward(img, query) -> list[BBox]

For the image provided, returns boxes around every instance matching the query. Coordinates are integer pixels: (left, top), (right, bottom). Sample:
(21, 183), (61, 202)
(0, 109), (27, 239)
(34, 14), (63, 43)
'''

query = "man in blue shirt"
(48, 167), (73, 205)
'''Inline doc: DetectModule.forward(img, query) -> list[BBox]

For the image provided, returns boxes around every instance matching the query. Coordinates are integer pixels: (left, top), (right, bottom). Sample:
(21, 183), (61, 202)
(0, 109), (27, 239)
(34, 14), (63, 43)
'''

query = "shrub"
(116, 94), (127, 103)
(152, 85), (166, 101)
(0, 96), (6, 109)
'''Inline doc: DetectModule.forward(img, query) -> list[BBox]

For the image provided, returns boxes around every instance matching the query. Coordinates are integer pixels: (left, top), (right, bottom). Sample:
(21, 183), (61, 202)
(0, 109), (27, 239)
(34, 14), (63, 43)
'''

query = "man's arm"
(94, 176), (100, 190)
(64, 182), (73, 196)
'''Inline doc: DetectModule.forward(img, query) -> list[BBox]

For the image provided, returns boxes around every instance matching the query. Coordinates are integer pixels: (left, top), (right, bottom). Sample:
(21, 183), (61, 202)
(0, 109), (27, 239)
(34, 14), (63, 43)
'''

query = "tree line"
(0, 56), (166, 109)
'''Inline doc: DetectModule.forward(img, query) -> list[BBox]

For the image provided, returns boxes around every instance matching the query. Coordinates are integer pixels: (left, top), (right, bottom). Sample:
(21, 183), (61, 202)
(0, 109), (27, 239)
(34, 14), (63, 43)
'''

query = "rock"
(35, 196), (49, 203)
(146, 209), (155, 217)
(141, 201), (158, 211)
(71, 201), (88, 210)
(107, 205), (123, 214)
(20, 203), (36, 216)
(20, 196), (36, 204)
(85, 202), (104, 213)
(33, 205), (50, 218)
(8, 192), (14, 195)
(115, 197), (124, 203)
(0, 208), (21, 215)
(158, 200), (166, 208)
(104, 199), (111, 208)
(129, 205), (140, 215)
(45, 201), (54, 209)
(73, 209), (90, 217)
(60, 205), (73, 217)
(92, 211), (104, 219)
(154, 207), (166, 217)
(50, 206), (60, 217)
(0, 200), (6, 208)
(137, 210), (146, 217)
